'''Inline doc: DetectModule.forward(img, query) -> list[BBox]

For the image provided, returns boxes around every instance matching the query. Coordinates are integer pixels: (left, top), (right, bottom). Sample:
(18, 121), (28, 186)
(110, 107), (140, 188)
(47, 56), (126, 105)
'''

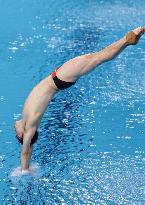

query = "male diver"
(14, 27), (145, 173)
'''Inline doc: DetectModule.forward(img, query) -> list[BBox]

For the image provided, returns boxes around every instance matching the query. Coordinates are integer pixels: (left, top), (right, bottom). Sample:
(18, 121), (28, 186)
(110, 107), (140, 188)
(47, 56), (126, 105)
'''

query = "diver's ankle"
(122, 36), (129, 47)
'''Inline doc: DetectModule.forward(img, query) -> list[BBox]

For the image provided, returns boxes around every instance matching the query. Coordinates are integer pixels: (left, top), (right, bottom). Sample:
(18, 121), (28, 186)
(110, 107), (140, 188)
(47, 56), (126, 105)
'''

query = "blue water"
(0, 0), (145, 204)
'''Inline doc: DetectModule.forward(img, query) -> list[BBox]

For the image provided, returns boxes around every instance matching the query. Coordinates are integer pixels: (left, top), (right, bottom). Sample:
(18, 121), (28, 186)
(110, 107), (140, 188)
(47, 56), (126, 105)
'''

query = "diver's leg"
(59, 27), (145, 81)
(79, 27), (145, 76)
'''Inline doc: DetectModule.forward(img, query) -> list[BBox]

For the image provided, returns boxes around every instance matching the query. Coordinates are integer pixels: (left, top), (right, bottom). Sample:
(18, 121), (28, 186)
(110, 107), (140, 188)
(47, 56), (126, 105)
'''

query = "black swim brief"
(52, 67), (76, 90)
(16, 131), (38, 146)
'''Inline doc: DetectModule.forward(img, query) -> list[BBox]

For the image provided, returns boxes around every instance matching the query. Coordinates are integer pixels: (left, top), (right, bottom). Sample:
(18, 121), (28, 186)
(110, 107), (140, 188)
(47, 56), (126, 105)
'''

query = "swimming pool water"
(0, 0), (145, 204)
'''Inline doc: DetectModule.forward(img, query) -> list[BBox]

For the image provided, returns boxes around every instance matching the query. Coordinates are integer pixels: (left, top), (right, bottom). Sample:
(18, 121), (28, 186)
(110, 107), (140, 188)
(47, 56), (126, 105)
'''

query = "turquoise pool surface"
(0, 0), (145, 204)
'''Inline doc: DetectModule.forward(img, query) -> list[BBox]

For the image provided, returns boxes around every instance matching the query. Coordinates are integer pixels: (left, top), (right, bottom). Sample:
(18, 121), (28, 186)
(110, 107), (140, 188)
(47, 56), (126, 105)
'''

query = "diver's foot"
(132, 27), (145, 36)
(126, 27), (145, 45)
(14, 120), (23, 139)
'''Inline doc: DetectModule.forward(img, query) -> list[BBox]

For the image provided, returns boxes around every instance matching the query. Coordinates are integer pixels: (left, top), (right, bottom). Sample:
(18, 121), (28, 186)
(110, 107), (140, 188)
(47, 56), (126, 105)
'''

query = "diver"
(14, 27), (145, 173)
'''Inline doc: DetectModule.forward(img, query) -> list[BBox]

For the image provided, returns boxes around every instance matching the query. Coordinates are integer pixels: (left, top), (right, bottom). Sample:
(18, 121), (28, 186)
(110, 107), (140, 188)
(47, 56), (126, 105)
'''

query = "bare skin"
(14, 27), (145, 173)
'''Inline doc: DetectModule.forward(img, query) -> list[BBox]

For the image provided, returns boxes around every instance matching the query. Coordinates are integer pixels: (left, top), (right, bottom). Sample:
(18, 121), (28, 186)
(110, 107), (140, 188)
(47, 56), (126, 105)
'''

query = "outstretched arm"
(21, 129), (35, 172)
(28, 145), (33, 162)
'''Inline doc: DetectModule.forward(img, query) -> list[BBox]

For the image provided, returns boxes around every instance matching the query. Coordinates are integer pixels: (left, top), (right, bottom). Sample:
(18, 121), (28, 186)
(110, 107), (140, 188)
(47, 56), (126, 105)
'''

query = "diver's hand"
(21, 169), (30, 174)
(125, 27), (145, 45)
(11, 166), (30, 176)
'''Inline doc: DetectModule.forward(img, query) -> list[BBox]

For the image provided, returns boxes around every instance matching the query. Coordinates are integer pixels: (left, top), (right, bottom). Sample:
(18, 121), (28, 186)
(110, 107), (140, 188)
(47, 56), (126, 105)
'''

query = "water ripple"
(0, 0), (145, 204)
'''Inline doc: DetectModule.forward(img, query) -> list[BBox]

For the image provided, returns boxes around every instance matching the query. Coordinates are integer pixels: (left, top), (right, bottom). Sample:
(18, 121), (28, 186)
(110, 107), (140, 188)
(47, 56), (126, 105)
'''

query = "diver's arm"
(21, 131), (33, 171)
(28, 145), (33, 162)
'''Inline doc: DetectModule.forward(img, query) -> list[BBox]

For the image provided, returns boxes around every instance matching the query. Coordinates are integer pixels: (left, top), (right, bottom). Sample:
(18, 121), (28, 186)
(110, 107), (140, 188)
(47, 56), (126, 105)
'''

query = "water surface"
(0, 0), (145, 204)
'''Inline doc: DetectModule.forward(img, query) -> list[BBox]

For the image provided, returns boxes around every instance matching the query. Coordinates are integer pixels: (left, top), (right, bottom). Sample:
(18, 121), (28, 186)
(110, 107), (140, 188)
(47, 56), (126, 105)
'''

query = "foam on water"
(10, 163), (40, 178)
